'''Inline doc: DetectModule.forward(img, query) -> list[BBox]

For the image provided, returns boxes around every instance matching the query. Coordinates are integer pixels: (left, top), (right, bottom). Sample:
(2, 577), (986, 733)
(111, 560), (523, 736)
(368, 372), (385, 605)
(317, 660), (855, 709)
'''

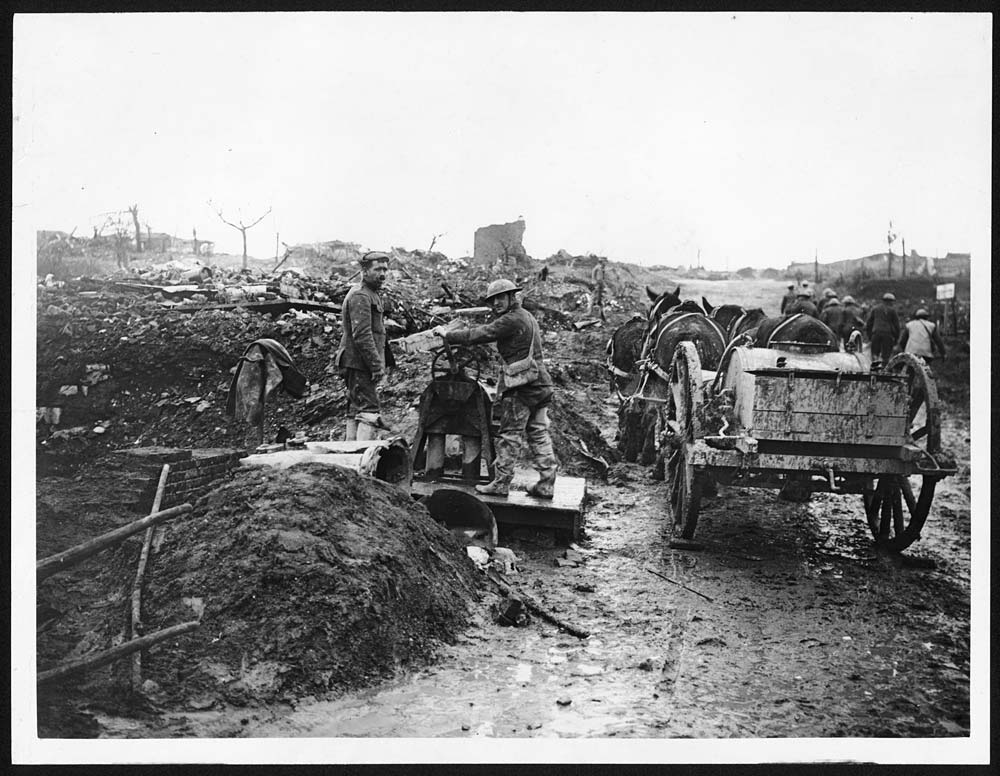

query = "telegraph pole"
(887, 221), (894, 278)
(901, 237), (906, 277)
(814, 248), (819, 284)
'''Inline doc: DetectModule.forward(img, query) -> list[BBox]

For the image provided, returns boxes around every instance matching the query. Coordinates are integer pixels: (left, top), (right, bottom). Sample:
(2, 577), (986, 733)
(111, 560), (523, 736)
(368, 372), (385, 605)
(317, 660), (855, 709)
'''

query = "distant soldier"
(786, 287), (819, 318)
(817, 287), (837, 313)
(837, 295), (863, 344)
(590, 256), (608, 320)
(780, 283), (797, 315)
(898, 308), (947, 365)
(865, 292), (901, 364)
(819, 296), (845, 347)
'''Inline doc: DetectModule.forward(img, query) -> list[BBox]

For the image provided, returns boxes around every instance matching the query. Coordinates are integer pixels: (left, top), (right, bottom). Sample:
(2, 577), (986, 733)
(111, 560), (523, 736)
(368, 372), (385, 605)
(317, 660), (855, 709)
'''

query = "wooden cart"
(658, 337), (957, 552)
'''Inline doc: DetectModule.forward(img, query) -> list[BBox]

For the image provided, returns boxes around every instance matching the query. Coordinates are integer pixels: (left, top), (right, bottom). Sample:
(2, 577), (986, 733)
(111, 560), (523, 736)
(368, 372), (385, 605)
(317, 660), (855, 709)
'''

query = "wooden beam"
(131, 464), (171, 689)
(37, 503), (192, 582)
(37, 621), (200, 686)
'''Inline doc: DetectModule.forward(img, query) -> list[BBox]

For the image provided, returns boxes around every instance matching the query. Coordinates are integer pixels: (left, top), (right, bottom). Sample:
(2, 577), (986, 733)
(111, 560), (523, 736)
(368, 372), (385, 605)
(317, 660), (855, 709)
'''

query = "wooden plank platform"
(411, 468), (587, 540)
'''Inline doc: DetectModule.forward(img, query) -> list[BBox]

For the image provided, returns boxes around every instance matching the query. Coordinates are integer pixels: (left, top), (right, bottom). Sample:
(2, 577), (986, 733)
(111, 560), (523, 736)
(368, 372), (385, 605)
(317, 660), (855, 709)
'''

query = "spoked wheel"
(431, 343), (482, 382)
(885, 352), (941, 453)
(862, 353), (942, 552)
(862, 473), (936, 553)
(665, 342), (705, 541)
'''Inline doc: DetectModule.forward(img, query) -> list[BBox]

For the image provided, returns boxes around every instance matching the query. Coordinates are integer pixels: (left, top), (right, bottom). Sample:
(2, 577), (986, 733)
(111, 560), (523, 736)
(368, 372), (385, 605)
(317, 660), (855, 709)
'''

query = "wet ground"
(93, 407), (972, 740)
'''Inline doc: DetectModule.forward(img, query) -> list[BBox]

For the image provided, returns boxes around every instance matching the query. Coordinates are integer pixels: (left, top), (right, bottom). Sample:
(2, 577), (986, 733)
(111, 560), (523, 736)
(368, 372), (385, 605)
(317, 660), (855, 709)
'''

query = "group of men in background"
(779, 281), (946, 365)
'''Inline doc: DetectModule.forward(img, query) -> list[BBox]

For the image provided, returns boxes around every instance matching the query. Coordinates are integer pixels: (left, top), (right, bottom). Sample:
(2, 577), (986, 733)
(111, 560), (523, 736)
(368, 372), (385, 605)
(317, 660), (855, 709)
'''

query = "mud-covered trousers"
(493, 394), (559, 483)
(870, 333), (895, 364)
(339, 367), (380, 415)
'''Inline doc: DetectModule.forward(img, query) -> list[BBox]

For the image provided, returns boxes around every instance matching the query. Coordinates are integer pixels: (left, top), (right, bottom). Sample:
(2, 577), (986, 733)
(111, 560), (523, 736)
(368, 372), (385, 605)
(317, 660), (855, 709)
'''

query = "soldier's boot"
(344, 419), (359, 441)
(356, 412), (389, 441)
(476, 474), (513, 497)
(526, 469), (557, 499)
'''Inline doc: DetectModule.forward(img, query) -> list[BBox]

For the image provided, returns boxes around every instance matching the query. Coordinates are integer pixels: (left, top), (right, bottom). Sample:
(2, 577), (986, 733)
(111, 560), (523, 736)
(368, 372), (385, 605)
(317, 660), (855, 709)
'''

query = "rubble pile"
(139, 463), (483, 706)
(36, 242), (635, 477)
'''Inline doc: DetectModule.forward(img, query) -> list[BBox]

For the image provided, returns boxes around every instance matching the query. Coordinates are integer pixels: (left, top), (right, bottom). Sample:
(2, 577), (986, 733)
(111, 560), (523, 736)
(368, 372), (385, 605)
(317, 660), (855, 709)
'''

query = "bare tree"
(428, 232), (445, 253)
(95, 211), (134, 269)
(128, 204), (142, 252)
(209, 201), (272, 269)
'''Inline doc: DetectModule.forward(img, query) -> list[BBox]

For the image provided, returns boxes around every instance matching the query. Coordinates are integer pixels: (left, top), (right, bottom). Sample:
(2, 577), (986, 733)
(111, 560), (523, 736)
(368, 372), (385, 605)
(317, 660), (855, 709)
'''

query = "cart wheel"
(862, 473), (936, 553)
(667, 446), (705, 540)
(666, 341), (705, 540)
(862, 353), (943, 553)
(668, 341), (704, 440)
(431, 344), (482, 382)
(885, 352), (941, 454)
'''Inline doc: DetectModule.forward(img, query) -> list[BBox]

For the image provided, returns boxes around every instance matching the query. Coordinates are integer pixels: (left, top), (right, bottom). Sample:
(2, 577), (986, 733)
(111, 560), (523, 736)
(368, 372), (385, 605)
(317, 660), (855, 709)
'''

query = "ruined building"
(473, 219), (528, 266)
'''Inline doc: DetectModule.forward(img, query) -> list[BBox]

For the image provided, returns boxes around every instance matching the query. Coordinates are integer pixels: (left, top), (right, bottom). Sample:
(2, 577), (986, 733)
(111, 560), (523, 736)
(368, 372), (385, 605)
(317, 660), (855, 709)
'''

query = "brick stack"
(110, 446), (247, 512)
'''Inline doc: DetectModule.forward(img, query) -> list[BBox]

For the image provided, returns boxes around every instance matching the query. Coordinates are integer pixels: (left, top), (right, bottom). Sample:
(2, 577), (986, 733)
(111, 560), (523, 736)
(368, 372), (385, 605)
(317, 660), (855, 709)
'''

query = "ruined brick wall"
(113, 447), (247, 511)
(473, 220), (527, 266)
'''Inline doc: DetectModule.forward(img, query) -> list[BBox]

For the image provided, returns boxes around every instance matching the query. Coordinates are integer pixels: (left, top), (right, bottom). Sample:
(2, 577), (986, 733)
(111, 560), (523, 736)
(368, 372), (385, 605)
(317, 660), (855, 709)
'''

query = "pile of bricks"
(110, 446), (247, 511)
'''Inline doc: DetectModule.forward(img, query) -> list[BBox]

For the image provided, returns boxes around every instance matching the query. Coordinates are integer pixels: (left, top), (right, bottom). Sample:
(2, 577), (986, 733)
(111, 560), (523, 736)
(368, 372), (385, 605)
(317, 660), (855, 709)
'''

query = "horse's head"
(646, 285), (681, 320)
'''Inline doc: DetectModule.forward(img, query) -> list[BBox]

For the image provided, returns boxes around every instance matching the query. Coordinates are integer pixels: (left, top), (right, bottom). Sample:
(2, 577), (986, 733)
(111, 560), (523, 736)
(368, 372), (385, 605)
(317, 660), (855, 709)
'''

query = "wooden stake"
(37, 621), (200, 687)
(645, 567), (714, 602)
(486, 571), (590, 639)
(130, 464), (170, 689)
(36, 504), (192, 582)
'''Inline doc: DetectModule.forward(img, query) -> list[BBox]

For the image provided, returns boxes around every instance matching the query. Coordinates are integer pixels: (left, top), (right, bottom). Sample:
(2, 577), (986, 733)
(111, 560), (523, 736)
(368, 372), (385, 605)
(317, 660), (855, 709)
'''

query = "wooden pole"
(130, 464), (170, 689)
(37, 621), (200, 686)
(36, 504), (192, 582)
(486, 571), (589, 639)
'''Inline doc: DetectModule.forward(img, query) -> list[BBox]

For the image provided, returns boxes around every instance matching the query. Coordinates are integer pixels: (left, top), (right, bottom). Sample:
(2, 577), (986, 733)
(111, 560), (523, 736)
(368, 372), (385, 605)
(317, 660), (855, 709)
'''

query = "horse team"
(606, 285), (861, 399)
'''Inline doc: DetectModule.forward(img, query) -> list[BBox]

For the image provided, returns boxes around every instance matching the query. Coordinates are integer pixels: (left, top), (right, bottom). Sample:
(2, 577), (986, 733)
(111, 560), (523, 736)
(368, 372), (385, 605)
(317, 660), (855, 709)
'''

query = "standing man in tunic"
(335, 251), (390, 440)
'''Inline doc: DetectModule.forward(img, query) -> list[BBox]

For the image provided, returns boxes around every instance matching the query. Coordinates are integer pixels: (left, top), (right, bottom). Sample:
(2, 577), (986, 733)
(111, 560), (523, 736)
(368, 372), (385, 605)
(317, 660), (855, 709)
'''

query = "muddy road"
(94, 407), (971, 740)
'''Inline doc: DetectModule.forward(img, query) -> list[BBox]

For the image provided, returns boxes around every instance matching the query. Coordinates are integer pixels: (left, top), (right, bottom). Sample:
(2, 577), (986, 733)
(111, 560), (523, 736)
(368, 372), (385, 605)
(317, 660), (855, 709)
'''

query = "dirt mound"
(140, 463), (483, 707)
(547, 392), (620, 477)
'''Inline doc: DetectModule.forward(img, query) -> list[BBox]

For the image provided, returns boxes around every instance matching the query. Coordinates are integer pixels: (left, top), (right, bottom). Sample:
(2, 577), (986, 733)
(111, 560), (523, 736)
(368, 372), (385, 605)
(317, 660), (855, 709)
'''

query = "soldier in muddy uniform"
(335, 251), (390, 440)
(865, 292), (901, 365)
(433, 279), (559, 498)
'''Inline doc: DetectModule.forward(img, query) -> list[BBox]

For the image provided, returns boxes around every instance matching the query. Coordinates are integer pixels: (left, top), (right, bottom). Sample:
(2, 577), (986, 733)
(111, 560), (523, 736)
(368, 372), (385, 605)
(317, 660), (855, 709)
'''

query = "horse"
(618, 305), (727, 465)
(744, 313), (839, 352)
(646, 285), (683, 320)
(605, 314), (647, 395)
(701, 298), (768, 342)
(605, 286), (684, 396)
(727, 307), (767, 340)
(635, 308), (728, 401)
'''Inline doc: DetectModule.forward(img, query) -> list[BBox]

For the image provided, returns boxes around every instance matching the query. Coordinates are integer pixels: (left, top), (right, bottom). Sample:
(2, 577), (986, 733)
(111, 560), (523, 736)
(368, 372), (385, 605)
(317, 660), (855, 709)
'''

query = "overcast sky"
(13, 12), (992, 269)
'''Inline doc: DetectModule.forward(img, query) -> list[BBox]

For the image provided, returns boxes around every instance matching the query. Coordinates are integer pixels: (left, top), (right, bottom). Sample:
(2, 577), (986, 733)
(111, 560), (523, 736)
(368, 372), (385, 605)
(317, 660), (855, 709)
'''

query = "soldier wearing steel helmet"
(865, 291), (902, 364)
(817, 287), (837, 313)
(898, 308), (947, 365)
(432, 279), (558, 498)
(779, 282), (797, 315)
(785, 287), (819, 318)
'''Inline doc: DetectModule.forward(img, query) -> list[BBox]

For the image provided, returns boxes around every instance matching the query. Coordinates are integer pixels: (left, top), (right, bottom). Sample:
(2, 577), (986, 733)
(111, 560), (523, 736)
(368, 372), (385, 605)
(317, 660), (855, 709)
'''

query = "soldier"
(335, 251), (390, 440)
(786, 288), (819, 318)
(865, 292), (902, 364)
(819, 296), (845, 347)
(817, 287), (837, 313)
(432, 279), (559, 498)
(590, 256), (608, 320)
(780, 282), (797, 315)
(898, 308), (947, 365)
